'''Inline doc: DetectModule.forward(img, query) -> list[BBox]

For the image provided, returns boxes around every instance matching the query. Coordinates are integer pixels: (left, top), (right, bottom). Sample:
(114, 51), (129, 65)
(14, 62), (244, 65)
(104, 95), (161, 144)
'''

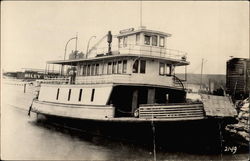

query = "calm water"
(1, 82), (249, 160)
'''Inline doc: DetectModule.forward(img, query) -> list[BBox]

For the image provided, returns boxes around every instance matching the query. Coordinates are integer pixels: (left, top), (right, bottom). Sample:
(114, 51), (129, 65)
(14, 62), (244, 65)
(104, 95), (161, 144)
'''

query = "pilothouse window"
(144, 35), (150, 45)
(152, 35), (158, 46)
(160, 36), (165, 47)
(123, 36), (127, 47)
(118, 38), (122, 48)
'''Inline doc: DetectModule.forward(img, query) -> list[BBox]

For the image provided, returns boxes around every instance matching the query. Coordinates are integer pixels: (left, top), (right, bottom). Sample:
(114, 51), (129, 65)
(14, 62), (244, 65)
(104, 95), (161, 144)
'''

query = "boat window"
(83, 65), (87, 76)
(133, 60), (139, 73)
(140, 60), (146, 73)
(152, 35), (158, 46)
(79, 89), (83, 101)
(112, 62), (117, 74)
(91, 89), (95, 102)
(159, 36), (165, 47)
(95, 64), (99, 75)
(144, 35), (150, 45)
(91, 64), (95, 76)
(103, 63), (107, 75)
(118, 61), (122, 74)
(68, 89), (71, 101)
(118, 37), (122, 48)
(123, 36), (127, 47)
(87, 64), (91, 76)
(136, 33), (140, 45)
(107, 62), (112, 74)
(123, 60), (127, 73)
(159, 62), (165, 75)
(56, 88), (60, 100)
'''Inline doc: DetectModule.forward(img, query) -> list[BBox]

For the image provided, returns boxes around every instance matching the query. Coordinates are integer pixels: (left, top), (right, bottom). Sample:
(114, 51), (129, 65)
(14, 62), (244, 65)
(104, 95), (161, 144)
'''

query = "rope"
(151, 106), (157, 161)
(116, 108), (133, 114)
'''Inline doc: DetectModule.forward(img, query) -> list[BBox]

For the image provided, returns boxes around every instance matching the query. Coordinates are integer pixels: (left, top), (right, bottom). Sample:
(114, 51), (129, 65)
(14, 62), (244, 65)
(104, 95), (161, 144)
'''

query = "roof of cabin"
(116, 27), (171, 38)
(47, 54), (189, 66)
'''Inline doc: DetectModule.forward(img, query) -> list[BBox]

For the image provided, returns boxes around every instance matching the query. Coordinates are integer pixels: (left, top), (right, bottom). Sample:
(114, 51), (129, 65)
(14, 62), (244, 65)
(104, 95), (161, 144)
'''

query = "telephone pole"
(200, 58), (204, 89)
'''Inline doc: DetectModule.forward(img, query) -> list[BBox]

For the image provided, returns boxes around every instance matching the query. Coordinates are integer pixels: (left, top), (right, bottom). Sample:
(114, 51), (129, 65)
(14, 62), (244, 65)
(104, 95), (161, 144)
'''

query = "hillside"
(176, 73), (226, 86)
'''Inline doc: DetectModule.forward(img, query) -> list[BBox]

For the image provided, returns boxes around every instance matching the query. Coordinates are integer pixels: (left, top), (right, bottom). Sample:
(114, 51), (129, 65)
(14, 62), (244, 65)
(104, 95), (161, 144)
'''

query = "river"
(1, 82), (249, 160)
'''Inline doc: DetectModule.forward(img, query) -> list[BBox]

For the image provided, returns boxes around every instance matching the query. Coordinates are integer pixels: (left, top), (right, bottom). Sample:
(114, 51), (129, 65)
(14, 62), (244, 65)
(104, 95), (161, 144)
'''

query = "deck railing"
(37, 77), (70, 85)
(89, 44), (187, 61)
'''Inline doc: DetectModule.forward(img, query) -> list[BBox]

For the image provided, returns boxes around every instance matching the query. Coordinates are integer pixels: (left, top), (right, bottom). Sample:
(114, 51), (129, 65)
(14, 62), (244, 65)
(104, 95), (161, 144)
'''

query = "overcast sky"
(1, 1), (249, 74)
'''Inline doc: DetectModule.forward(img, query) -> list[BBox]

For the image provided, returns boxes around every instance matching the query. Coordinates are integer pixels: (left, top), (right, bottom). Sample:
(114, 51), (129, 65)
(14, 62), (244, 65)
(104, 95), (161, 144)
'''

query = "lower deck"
(31, 100), (206, 122)
(33, 83), (237, 123)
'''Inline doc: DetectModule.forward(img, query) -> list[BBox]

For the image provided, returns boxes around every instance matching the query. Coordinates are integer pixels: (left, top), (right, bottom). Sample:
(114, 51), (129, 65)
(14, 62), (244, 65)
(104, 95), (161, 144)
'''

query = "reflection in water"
(2, 105), (248, 161)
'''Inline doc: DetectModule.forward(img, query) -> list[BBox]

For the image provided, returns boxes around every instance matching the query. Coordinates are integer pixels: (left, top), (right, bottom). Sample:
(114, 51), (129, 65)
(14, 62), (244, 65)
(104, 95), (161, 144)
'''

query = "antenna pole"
(140, 0), (142, 27)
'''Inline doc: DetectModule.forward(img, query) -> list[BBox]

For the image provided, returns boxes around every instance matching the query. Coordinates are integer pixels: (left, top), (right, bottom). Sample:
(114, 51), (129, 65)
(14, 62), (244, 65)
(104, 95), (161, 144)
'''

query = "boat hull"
(32, 111), (230, 153)
(30, 99), (237, 152)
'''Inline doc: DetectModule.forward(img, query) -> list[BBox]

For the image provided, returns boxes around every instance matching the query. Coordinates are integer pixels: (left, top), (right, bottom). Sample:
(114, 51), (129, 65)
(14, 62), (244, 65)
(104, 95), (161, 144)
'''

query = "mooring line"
(218, 121), (223, 161)
(151, 113), (157, 161)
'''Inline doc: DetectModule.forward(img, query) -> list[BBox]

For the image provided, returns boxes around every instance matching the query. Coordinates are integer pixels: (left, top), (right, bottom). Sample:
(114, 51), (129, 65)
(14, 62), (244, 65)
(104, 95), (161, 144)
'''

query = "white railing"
(38, 77), (70, 84)
(89, 44), (187, 61)
(75, 74), (175, 87)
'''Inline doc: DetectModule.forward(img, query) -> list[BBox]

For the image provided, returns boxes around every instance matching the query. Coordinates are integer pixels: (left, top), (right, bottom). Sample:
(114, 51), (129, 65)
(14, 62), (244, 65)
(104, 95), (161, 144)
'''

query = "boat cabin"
(38, 27), (190, 118)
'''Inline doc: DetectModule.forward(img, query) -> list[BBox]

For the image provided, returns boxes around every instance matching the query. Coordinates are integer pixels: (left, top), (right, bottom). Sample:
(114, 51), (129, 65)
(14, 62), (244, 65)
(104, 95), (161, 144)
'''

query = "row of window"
(144, 35), (165, 47)
(56, 88), (95, 102)
(118, 34), (165, 48)
(78, 60), (173, 76)
(159, 63), (173, 75)
(78, 60), (127, 76)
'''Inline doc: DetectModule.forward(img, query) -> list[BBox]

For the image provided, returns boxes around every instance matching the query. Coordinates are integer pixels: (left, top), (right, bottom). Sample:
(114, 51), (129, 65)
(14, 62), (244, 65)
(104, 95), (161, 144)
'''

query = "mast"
(140, 0), (142, 27)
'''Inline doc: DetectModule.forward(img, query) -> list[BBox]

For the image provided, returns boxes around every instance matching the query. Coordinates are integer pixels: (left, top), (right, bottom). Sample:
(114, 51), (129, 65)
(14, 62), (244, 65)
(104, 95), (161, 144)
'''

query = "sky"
(1, 1), (249, 74)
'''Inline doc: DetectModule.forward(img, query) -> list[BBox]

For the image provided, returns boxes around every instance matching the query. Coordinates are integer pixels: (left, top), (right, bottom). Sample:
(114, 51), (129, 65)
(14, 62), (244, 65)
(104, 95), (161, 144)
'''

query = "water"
(1, 82), (249, 160)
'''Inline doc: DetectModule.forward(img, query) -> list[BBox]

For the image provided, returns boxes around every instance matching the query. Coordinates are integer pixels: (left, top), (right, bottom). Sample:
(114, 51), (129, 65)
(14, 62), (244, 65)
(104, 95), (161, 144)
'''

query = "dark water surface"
(1, 83), (249, 160)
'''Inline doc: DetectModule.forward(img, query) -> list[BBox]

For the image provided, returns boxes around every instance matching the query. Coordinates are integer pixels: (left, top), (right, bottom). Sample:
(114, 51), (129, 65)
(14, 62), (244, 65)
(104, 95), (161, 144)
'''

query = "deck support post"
(147, 88), (155, 104)
(131, 89), (139, 115)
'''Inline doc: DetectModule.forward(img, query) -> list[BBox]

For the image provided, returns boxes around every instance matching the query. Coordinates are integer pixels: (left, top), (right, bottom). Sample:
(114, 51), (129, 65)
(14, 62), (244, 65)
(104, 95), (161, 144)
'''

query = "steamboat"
(29, 26), (237, 148)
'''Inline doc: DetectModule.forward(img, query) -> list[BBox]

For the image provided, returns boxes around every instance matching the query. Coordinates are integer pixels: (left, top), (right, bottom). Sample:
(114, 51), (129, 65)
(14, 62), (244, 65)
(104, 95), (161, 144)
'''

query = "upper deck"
(45, 27), (189, 88)
(48, 26), (188, 66)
